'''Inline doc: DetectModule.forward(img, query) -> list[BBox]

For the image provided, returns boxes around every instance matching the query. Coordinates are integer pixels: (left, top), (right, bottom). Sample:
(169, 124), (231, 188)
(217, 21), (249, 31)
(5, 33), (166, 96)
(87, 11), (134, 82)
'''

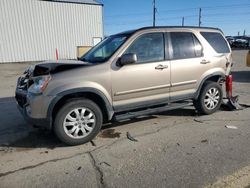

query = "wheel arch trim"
(194, 72), (225, 100)
(47, 88), (114, 123)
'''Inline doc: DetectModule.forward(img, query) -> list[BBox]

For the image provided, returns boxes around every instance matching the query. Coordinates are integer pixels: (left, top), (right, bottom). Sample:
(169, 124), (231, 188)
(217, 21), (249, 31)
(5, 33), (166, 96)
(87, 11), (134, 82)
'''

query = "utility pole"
(153, 0), (156, 27)
(198, 8), (202, 27)
(182, 17), (185, 26)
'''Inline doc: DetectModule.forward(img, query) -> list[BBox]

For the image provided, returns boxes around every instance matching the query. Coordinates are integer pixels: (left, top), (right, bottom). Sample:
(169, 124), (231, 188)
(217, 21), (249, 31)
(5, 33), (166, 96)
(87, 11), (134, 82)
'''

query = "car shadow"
(3, 96), (231, 149)
(0, 97), (60, 149)
(1, 117), (162, 150)
(0, 97), (197, 149)
(232, 71), (250, 83)
(0, 97), (156, 149)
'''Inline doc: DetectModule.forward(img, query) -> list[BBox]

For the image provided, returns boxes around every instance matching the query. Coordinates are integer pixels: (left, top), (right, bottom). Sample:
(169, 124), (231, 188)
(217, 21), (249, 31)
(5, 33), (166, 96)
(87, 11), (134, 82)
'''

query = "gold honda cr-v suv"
(16, 26), (232, 145)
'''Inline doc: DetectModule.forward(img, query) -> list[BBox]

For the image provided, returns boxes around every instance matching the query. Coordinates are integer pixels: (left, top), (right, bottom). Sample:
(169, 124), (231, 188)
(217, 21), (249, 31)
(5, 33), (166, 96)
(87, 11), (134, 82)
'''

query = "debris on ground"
(222, 96), (245, 111)
(126, 132), (138, 142)
(240, 104), (250, 108)
(176, 143), (181, 146)
(99, 129), (121, 139)
(225, 125), (238, 129)
(194, 119), (204, 123)
(90, 140), (96, 147)
(100, 162), (111, 167)
(40, 151), (49, 154)
(201, 139), (208, 143)
(77, 166), (82, 170)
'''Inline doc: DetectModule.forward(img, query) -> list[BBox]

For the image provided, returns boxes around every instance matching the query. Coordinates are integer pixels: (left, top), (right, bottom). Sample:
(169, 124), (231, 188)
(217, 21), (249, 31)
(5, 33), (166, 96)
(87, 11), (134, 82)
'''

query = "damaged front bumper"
(15, 77), (53, 130)
(16, 102), (51, 129)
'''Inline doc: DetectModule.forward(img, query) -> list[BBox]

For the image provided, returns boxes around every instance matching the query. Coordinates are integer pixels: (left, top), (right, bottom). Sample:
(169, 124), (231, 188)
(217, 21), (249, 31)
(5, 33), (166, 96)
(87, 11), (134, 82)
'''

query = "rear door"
(169, 32), (209, 101)
(200, 31), (232, 75)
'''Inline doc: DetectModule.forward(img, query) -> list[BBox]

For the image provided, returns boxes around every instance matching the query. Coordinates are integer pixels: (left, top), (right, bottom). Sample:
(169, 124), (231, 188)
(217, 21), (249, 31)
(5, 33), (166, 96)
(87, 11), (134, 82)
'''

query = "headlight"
(28, 75), (51, 94)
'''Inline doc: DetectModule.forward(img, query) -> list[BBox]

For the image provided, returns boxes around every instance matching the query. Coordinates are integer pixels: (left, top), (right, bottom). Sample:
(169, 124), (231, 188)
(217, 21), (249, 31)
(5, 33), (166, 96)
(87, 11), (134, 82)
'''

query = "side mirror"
(117, 53), (137, 66)
(247, 50), (250, 67)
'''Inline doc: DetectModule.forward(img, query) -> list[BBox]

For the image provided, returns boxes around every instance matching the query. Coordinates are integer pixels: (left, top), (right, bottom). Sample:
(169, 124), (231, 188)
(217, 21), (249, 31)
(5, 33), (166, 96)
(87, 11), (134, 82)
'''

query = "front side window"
(170, 32), (203, 59)
(201, 32), (230, 53)
(124, 33), (165, 63)
(80, 34), (129, 63)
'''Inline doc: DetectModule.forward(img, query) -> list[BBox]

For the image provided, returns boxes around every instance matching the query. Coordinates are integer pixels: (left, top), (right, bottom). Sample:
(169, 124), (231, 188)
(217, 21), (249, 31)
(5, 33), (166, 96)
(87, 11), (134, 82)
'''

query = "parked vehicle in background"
(226, 36), (235, 46)
(227, 36), (250, 49)
(16, 26), (232, 145)
(234, 39), (249, 48)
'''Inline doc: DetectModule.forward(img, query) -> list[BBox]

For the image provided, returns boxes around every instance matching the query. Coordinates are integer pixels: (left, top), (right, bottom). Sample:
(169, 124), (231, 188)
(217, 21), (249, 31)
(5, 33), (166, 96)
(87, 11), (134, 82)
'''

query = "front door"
(111, 32), (171, 111)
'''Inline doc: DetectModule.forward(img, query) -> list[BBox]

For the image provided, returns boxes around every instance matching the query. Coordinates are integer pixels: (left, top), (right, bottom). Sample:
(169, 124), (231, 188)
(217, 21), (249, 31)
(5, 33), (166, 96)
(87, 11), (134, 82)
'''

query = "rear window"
(170, 32), (203, 59)
(201, 32), (230, 53)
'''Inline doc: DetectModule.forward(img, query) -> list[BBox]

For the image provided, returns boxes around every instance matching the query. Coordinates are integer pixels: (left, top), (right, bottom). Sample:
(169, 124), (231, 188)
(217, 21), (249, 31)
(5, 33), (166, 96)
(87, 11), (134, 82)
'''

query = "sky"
(101, 0), (250, 36)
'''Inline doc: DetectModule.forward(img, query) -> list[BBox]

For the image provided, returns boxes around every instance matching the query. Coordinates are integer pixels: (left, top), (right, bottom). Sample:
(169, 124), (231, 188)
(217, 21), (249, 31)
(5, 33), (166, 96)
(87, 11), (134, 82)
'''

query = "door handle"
(155, 64), (168, 70)
(200, 59), (210, 64)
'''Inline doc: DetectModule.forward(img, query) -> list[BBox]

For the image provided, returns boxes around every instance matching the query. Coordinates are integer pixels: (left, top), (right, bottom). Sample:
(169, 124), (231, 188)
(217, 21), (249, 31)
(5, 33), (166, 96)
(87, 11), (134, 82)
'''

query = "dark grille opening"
(15, 92), (27, 107)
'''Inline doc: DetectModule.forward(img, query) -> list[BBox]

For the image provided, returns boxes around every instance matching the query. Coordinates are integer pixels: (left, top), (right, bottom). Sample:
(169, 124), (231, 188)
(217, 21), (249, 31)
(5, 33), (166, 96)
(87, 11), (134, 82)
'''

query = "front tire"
(54, 98), (103, 146)
(194, 81), (222, 115)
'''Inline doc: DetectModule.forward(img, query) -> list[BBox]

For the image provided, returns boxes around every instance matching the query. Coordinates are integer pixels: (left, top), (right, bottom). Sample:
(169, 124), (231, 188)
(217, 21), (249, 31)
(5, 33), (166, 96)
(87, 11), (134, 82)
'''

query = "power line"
(105, 11), (250, 26)
(105, 3), (250, 29)
(105, 3), (250, 18)
(203, 19), (250, 24)
(105, 14), (198, 25)
(154, 14), (197, 21)
(201, 3), (250, 9)
(202, 11), (250, 17)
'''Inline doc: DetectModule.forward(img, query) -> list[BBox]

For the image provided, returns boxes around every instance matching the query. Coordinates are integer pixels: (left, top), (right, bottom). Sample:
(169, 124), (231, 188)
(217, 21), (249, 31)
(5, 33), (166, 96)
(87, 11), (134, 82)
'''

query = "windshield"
(80, 34), (129, 63)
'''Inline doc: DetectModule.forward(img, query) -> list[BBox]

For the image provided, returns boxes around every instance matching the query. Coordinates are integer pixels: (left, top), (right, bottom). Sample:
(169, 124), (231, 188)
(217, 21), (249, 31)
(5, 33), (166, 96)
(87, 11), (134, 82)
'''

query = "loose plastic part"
(226, 75), (233, 98)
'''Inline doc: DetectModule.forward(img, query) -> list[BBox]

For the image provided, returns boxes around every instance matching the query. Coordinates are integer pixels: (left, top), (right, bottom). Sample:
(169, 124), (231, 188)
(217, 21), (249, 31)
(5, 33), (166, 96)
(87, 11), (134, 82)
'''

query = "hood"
(32, 60), (92, 77)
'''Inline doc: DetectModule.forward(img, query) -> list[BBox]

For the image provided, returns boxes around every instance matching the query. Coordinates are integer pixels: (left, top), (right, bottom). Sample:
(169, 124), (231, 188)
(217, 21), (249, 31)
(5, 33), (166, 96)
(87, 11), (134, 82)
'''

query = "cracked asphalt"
(0, 50), (250, 188)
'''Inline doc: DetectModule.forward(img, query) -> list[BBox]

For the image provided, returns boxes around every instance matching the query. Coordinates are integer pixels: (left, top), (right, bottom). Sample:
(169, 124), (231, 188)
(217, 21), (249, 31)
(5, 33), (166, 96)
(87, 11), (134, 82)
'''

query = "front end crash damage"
(15, 60), (91, 128)
(32, 61), (91, 76)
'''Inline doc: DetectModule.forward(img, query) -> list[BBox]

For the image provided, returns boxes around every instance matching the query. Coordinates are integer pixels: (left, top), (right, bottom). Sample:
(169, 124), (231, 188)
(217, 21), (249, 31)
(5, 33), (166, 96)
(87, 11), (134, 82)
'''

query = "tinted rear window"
(201, 32), (230, 53)
(170, 32), (203, 59)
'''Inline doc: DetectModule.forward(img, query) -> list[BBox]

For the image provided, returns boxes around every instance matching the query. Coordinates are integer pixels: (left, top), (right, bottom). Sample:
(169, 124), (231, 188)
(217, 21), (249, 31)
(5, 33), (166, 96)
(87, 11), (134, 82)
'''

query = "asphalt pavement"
(0, 50), (249, 188)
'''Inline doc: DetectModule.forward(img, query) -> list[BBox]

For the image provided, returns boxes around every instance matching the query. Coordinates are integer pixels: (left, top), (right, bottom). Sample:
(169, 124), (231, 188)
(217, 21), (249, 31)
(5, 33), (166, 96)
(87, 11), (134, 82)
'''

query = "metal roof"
(41, 0), (102, 6)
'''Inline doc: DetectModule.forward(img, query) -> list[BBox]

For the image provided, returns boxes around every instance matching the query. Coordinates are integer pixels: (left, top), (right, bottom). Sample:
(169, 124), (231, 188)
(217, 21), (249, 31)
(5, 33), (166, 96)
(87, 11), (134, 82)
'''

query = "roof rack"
(115, 26), (222, 36)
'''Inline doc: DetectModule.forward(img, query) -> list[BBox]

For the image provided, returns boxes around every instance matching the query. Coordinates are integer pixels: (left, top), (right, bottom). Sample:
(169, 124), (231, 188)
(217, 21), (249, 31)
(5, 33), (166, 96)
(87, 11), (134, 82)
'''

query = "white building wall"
(0, 0), (103, 63)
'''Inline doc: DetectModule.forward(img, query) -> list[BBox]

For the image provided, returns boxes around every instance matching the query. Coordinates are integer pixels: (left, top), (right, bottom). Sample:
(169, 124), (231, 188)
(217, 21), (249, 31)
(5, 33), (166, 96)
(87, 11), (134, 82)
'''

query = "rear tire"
(54, 98), (103, 146)
(194, 81), (222, 115)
